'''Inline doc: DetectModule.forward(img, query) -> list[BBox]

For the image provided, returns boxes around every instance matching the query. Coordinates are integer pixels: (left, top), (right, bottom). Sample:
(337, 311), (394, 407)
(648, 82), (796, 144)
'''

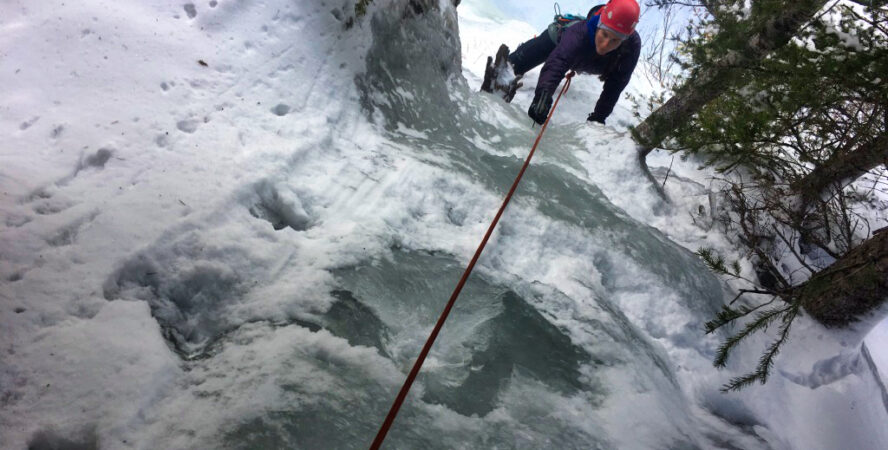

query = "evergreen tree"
(633, 0), (830, 156)
(638, 1), (888, 390)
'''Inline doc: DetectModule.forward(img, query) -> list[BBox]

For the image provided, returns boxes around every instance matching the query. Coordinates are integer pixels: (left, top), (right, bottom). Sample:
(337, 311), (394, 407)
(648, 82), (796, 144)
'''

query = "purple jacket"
(537, 17), (641, 120)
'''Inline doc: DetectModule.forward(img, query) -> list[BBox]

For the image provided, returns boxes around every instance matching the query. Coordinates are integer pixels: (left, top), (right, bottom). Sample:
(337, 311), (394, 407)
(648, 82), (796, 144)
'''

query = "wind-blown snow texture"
(1, 0), (887, 449)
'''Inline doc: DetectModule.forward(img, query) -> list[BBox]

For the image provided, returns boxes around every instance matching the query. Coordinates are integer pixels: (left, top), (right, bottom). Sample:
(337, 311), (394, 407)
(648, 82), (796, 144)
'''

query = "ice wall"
(3, 0), (888, 449)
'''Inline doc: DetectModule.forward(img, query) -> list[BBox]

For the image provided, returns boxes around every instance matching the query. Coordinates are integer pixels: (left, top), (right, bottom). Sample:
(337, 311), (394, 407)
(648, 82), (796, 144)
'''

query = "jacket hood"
(585, 15), (600, 46)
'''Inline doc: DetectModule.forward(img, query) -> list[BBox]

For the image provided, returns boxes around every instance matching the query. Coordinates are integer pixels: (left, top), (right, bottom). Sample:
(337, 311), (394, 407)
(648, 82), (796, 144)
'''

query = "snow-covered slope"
(1, 0), (886, 448)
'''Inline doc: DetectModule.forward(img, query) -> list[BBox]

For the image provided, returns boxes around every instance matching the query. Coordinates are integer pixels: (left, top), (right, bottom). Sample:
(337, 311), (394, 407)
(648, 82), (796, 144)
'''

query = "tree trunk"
(632, 0), (827, 156)
(793, 132), (888, 205)
(799, 231), (888, 328)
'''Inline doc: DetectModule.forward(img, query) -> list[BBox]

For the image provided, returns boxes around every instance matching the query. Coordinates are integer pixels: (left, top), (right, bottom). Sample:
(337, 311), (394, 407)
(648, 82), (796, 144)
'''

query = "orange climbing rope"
(370, 71), (577, 450)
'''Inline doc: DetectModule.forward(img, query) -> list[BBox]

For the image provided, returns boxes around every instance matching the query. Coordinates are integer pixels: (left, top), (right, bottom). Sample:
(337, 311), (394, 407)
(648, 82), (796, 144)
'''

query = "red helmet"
(598, 0), (640, 37)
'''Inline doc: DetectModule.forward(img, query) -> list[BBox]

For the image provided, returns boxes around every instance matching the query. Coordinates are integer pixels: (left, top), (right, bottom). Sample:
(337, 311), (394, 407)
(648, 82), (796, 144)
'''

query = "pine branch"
(729, 289), (774, 305)
(697, 247), (729, 274)
(721, 302), (800, 391)
(712, 305), (790, 368)
(705, 297), (777, 333)
(722, 371), (764, 391)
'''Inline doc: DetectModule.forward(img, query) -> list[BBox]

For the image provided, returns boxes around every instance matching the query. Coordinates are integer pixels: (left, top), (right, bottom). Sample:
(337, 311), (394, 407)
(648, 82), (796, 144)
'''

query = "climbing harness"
(369, 71), (577, 450)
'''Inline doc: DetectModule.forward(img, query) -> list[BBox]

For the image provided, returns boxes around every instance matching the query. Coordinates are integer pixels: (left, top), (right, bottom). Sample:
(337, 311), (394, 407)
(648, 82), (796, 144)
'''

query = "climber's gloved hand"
(528, 90), (553, 125)
(586, 112), (606, 125)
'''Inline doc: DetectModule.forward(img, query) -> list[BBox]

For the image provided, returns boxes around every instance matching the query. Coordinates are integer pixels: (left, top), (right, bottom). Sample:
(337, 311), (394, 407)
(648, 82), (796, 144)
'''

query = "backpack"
(547, 3), (631, 82)
(546, 3), (605, 44)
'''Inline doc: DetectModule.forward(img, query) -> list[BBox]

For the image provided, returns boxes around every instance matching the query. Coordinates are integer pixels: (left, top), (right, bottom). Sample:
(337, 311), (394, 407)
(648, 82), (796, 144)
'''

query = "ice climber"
(481, 0), (641, 126)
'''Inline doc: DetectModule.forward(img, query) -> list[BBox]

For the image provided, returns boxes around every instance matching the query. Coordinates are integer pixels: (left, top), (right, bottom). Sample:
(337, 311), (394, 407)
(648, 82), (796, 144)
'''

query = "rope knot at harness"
(369, 70), (577, 450)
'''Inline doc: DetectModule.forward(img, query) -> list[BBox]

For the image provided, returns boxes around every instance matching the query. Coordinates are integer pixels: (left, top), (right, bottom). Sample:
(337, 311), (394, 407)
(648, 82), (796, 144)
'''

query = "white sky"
(483, 0), (670, 40)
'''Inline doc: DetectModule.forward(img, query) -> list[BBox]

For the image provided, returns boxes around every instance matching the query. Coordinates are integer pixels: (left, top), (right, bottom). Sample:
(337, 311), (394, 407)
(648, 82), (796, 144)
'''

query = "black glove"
(528, 91), (553, 125)
(587, 112), (606, 124)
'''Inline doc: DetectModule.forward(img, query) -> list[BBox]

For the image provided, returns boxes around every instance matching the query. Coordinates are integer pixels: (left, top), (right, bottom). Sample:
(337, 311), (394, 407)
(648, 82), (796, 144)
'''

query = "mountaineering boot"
(480, 44), (504, 94)
(480, 44), (523, 103)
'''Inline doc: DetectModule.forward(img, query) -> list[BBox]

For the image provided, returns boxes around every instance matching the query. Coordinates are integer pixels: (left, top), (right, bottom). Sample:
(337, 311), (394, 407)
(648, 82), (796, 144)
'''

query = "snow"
(866, 320), (888, 387)
(1, 0), (887, 448)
